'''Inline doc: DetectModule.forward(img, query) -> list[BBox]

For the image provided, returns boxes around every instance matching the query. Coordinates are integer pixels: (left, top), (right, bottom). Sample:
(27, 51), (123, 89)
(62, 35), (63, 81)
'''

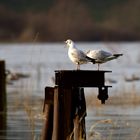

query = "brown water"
(0, 43), (140, 140)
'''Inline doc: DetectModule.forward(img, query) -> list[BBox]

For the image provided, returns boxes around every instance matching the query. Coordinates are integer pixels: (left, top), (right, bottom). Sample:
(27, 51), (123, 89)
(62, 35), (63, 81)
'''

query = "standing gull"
(86, 49), (123, 70)
(65, 39), (96, 70)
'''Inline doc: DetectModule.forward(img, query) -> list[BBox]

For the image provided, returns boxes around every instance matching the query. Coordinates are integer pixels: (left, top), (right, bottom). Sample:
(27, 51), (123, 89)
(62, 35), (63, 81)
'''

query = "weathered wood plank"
(55, 70), (111, 87)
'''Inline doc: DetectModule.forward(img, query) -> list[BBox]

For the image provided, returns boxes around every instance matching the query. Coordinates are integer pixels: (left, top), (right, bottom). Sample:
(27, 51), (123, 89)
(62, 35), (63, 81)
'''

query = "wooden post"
(42, 70), (112, 140)
(52, 86), (74, 140)
(41, 87), (54, 140)
(0, 60), (6, 112)
(51, 86), (86, 140)
(52, 87), (59, 140)
(0, 60), (6, 133)
(41, 105), (53, 140)
(73, 88), (86, 140)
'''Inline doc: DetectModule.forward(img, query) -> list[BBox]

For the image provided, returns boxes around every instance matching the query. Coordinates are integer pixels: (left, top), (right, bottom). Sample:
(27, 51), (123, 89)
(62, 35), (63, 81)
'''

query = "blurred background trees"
(0, 0), (140, 42)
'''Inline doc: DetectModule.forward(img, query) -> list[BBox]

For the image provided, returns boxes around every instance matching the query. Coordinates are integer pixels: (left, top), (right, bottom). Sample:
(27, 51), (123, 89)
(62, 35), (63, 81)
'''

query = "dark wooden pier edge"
(0, 60), (7, 135)
(41, 70), (112, 140)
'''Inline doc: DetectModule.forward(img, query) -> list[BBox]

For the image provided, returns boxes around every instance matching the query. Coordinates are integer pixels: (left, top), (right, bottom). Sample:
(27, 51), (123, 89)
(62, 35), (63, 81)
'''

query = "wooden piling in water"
(42, 70), (111, 140)
(52, 87), (74, 140)
(0, 60), (6, 112)
(0, 60), (6, 133)
(41, 87), (54, 140)
(73, 88), (86, 140)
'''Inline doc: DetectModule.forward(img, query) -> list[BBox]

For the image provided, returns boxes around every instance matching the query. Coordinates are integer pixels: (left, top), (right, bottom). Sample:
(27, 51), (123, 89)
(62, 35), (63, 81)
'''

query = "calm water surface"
(0, 42), (140, 140)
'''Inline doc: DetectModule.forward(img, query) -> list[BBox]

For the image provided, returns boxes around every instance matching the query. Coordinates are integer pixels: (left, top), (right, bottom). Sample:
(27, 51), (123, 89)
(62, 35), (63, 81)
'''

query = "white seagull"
(65, 39), (96, 70)
(86, 49), (123, 70)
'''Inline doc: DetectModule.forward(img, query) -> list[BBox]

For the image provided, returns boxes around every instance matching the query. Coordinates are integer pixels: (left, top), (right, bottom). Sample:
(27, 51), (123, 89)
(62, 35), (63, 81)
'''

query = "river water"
(0, 42), (140, 140)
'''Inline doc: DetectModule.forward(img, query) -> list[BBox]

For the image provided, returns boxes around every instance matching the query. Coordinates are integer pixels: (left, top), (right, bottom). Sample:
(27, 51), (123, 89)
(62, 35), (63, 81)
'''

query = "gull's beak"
(64, 41), (68, 48)
(64, 41), (67, 48)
